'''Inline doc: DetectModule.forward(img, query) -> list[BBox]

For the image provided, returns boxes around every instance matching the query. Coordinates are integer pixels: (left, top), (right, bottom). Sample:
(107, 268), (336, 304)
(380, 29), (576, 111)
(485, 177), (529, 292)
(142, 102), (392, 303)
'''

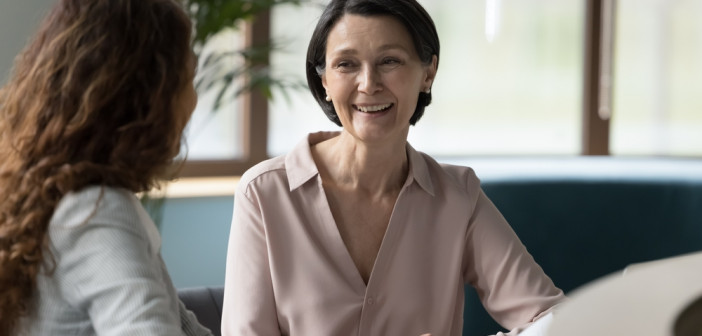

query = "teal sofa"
(164, 158), (702, 336)
(459, 158), (702, 335)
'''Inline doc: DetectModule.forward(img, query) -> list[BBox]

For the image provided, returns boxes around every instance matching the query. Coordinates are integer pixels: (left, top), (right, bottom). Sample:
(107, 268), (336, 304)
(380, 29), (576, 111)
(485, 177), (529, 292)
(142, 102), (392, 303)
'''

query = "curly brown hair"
(0, 0), (194, 333)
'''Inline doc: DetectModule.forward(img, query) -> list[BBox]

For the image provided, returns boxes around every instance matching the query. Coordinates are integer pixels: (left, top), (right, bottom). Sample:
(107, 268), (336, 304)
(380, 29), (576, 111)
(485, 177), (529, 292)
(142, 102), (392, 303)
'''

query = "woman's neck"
(312, 131), (409, 198)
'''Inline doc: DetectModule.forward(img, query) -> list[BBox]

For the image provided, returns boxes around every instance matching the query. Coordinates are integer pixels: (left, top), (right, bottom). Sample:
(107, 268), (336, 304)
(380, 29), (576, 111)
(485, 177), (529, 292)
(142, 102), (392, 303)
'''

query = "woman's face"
(322, 14), (436, 144)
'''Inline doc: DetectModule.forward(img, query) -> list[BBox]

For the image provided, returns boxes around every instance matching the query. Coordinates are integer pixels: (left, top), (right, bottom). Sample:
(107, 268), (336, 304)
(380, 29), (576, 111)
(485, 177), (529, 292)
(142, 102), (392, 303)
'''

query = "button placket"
(358, 293), (376, 336)
(357, 185), (408, 336)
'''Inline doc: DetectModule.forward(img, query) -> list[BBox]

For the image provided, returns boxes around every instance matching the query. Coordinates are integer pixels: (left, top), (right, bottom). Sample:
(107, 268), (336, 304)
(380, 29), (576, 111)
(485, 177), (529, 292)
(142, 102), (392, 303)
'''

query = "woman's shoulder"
(237, 155), (289, 195)
(49, 185), (161, 258)
(413, 150), (481, 193)
(50, 185), (143, 230)
(237, 135), (319, 196)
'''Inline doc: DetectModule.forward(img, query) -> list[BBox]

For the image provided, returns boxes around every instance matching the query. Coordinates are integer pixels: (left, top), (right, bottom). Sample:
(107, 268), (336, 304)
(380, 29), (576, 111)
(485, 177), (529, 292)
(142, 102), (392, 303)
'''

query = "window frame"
(179, 0), (617, 177)
(178, 12), (270, 177)
(582, 0), (614, 155)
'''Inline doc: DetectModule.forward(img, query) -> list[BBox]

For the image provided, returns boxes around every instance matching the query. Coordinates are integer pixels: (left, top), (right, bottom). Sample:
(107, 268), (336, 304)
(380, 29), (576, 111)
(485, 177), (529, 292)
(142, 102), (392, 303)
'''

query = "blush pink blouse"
(222, 132), (564, 336)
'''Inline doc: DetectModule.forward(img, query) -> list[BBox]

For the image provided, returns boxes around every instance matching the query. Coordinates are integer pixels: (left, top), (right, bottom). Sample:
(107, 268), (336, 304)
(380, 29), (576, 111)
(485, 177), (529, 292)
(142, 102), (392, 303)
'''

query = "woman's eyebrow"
(377, 43), (410, 53)
(330, 43), (409, 56)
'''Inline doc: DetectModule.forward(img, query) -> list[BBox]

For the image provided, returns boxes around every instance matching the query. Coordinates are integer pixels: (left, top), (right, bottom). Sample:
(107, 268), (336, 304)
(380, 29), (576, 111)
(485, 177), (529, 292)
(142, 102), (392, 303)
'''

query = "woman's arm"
(463, 188), (565, 334)
(221, 185), (281, 335)
(50, 211), (190, 335)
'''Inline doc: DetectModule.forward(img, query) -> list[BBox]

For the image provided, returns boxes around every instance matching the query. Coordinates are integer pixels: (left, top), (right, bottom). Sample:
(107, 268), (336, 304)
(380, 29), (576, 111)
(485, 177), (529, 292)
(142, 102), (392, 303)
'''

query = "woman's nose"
(357, 65), (382, 94)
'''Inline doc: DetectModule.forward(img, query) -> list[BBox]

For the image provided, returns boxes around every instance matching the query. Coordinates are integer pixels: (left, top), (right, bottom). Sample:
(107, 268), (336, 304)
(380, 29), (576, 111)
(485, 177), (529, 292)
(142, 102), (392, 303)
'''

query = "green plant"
(143, 1), (310, 230)
(183, 0), (308, 109)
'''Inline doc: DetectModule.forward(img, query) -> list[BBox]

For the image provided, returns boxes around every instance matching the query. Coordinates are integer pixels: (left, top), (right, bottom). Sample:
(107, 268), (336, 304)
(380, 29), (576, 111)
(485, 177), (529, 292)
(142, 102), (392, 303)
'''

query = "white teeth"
(356, 103), (392, 112)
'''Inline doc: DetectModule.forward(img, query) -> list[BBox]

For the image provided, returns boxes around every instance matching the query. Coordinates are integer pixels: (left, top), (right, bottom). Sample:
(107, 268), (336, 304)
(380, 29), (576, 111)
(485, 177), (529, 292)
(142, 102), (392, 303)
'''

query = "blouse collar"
(285, 132), (434, 196)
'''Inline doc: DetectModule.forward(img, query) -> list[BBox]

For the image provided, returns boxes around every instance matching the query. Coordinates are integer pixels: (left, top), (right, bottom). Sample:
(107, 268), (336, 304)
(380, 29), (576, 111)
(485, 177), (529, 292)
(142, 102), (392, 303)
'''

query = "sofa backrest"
(459, 158), (702, 335)
(179, 287), (225, 336)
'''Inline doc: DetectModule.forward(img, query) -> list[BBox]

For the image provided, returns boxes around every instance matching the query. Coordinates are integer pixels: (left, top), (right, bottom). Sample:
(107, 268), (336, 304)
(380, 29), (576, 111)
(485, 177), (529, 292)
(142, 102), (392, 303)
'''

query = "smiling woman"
(268, 0), (585, 158)
(221, 0), (565, 335)
(319, 14), (437, 145)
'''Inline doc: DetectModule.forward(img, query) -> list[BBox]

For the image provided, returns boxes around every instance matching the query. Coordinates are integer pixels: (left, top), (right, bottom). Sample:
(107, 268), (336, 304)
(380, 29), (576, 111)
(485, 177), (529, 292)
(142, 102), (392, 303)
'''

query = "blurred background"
(2, 0), (700, 166)
(184, 0), (702, 162)
(1, 0), (700, 288)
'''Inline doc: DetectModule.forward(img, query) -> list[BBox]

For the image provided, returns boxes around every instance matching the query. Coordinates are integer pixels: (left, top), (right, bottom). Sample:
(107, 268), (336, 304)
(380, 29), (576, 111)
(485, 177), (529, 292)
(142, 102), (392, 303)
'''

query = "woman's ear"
(321, 74), (332, 102)
(321, 73), (328, 91)
(423, 55), (438, 89)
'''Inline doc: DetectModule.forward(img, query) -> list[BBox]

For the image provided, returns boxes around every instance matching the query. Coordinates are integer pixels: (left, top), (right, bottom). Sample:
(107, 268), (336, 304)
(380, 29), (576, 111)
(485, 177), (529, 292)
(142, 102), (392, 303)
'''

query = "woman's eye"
(334, 61), (355, 69)
(382, 58), (401, 66)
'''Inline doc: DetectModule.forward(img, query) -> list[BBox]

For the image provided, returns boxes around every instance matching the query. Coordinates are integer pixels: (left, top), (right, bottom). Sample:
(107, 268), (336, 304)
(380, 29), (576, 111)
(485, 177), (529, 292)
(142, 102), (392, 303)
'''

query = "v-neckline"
(314, 175), (409, 293)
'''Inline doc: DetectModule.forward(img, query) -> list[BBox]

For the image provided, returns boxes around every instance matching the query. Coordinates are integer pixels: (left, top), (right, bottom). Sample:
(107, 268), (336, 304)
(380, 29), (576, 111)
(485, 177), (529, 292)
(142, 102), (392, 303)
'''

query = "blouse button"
(367, 297), (374, 305)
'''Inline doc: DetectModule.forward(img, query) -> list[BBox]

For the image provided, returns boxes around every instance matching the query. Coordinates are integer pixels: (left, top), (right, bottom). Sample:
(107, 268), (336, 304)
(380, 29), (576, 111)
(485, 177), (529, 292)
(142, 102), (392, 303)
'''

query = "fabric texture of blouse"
(222, 132), (565, 336)
(22, 186), (212, 336)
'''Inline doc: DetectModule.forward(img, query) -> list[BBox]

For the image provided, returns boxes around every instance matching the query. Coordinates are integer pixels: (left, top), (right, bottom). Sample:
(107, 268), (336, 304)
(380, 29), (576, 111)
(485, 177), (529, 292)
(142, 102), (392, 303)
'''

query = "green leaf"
(182, 0), (310, 109)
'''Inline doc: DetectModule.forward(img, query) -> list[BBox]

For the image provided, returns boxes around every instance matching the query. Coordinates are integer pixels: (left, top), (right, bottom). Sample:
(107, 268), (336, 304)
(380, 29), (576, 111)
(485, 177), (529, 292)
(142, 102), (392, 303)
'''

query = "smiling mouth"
(353, 103), (394, 113)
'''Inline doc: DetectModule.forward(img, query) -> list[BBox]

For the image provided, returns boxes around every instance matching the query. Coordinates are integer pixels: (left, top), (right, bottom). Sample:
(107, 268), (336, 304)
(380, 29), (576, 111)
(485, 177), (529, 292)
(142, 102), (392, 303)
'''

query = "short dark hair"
(306, 0), (440, 126)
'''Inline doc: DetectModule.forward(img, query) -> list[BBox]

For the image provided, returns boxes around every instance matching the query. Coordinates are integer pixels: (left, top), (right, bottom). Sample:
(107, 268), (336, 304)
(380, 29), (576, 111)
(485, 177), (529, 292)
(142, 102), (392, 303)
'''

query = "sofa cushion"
(179, 286), (224, 336)
(454, 158), (702, 336)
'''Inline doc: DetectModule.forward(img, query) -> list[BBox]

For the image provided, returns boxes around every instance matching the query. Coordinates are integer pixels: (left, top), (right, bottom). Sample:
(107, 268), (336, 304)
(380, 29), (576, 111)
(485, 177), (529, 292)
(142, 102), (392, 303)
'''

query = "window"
(181, 0), (702, 177)
(610, 0), (702, 156)
(183, 29), (246, 161)
(270, 0), (583, 157)
(268, 2), (339, 156)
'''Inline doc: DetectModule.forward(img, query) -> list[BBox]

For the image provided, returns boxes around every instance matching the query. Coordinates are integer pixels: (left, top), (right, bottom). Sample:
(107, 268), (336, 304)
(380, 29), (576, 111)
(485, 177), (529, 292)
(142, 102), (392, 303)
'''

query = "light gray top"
(21, 186), (212, 336)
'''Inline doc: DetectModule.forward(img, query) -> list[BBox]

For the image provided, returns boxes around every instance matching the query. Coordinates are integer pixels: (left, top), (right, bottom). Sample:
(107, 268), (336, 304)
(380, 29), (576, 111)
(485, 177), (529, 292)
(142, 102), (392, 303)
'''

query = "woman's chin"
(347, 124), (407, 146)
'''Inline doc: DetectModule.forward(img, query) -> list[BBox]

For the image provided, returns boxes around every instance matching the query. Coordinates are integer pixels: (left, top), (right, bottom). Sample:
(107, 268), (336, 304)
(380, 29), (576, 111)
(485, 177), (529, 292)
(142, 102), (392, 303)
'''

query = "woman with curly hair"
(0, 0), (211, 335)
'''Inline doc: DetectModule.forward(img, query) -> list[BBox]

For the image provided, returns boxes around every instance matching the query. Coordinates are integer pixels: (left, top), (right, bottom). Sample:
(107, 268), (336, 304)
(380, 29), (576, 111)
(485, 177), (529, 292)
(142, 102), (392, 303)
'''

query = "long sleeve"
(47, 192), (186, 335)
(218, 133), (564, 336)
(463, 187), (565, 334)
(33, 186), (213, 336)
(221, 183), (281, 335)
